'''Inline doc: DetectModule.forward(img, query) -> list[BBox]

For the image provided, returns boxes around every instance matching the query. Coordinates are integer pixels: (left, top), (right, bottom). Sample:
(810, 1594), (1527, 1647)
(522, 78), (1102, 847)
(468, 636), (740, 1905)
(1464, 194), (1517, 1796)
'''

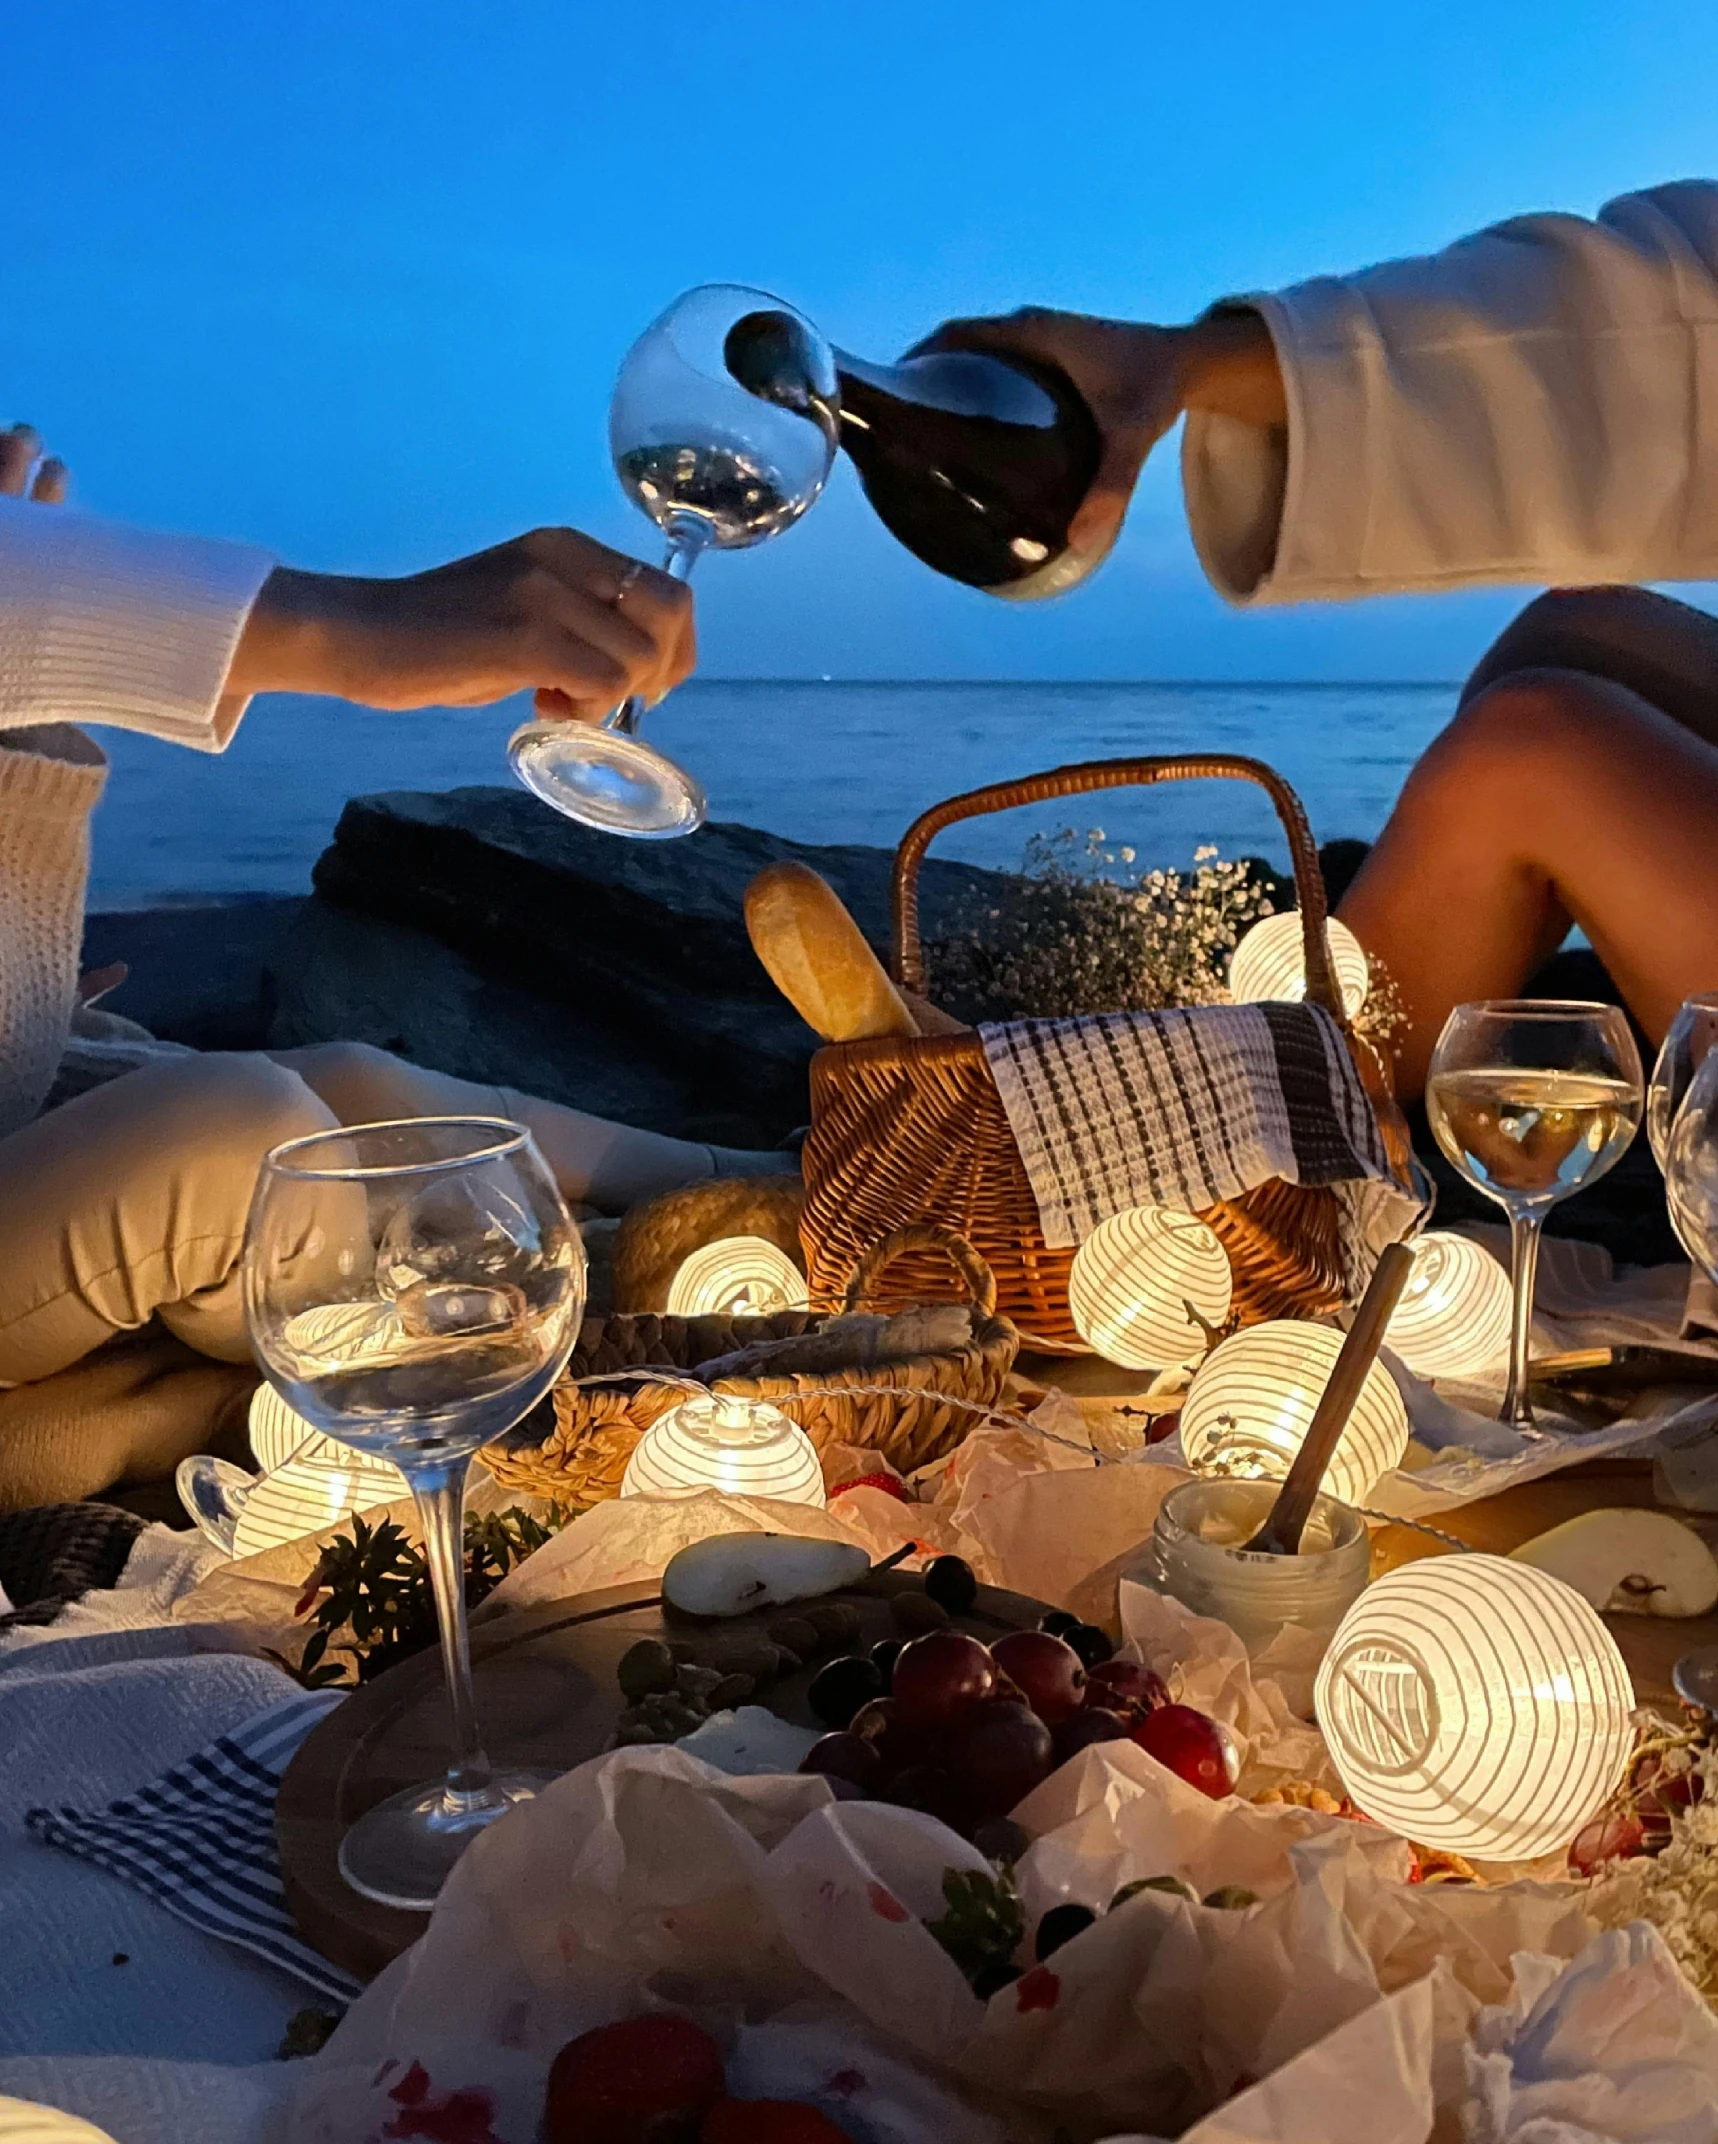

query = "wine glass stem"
(409, 1464), (493, 1800)
(1501, 1207), (1545, 1428)
(608, 540), (702, 739)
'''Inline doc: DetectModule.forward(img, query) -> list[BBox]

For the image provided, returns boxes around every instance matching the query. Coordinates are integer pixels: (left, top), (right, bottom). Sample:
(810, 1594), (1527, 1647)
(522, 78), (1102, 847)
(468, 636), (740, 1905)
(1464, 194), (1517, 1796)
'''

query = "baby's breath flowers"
(1587, 1725), (1718, 2007)
(929, 828), (1281, 1022)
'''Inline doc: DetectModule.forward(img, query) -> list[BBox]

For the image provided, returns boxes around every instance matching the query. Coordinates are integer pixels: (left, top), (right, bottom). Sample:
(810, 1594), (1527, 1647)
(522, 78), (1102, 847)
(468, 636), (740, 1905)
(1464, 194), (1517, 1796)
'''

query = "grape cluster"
(799, 1565), (1239, 1836)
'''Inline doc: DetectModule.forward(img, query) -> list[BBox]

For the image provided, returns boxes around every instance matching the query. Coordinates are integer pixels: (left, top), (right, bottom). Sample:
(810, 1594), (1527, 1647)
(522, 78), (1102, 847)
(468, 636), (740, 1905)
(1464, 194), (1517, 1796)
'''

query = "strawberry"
(700, 2101), (850, 2144)
(542, 2016), (726, 2144)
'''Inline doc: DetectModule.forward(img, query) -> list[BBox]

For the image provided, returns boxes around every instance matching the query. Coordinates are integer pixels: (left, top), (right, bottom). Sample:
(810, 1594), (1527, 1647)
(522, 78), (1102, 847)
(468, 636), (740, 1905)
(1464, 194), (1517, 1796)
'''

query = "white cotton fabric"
(1184, 179), (1718, 602)
(0, 505), (273, 1137)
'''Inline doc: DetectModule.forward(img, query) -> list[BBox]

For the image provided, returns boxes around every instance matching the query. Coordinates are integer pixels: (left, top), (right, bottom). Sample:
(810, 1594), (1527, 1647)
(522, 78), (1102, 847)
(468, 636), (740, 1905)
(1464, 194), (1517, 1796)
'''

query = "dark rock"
(80, 896), (304, 1049)
(299, 788), (1011, 1130)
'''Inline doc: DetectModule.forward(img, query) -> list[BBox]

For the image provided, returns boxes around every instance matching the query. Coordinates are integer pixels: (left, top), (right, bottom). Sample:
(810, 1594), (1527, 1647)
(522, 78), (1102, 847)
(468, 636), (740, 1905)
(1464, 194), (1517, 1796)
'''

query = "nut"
(890, 1591), (951, 1637)
(767, 1615), (821, 1656)
(616, 1639), (678, 1703)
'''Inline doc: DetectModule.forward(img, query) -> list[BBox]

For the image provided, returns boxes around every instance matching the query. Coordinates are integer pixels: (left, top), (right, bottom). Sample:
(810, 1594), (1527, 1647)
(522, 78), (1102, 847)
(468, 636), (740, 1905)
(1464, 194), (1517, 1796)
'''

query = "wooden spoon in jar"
(1243, 1241), (1416, 1556)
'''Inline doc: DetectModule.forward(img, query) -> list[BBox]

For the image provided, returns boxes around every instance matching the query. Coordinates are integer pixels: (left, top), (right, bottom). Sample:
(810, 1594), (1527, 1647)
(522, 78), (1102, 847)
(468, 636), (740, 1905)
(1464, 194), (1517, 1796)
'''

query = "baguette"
(745, 862), (918, 1043)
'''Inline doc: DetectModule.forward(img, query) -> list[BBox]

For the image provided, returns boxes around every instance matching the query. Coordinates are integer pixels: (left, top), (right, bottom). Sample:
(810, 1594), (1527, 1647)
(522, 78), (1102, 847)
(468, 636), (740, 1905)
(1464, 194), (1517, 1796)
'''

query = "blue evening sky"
(3, 1), (1711, 682)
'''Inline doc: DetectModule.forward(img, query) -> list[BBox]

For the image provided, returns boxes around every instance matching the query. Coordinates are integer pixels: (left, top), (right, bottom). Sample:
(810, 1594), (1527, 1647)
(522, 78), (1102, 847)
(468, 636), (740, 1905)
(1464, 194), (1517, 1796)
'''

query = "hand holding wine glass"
(1426, 1000), (1642, 1429)
(243, 1117), (584, 1910)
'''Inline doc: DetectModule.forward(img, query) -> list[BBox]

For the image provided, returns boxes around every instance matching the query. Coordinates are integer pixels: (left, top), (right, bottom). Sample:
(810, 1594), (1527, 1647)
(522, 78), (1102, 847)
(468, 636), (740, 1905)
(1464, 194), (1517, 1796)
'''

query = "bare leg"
(1338, 673), (1718, 1094)
(1459, 586), (1718, 744)
(270, 1041), (794, 1213)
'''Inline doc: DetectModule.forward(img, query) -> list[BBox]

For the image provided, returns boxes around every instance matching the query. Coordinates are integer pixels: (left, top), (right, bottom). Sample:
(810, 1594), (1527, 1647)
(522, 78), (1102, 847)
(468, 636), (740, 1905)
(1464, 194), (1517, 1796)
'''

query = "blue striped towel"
(25, 1690), (362, 2006)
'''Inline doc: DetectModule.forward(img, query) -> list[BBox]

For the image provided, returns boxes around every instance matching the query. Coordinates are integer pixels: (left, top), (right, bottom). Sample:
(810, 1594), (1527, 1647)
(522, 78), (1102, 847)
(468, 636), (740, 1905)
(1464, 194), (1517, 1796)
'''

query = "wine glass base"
(508, 722), (706, 838)
(175, 1453), (256, 1555)
(337, 1768), (561, 1911)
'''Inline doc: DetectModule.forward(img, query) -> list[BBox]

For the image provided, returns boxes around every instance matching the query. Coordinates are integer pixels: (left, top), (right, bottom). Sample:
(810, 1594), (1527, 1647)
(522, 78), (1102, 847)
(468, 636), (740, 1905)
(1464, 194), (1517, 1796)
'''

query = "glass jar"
(1130, 1478), (1372, 1651)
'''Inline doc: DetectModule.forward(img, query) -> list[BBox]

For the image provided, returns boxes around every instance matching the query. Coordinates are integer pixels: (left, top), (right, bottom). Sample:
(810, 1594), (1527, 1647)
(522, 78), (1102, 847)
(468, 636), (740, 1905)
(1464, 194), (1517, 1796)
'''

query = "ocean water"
(87, 679), (1457, 909)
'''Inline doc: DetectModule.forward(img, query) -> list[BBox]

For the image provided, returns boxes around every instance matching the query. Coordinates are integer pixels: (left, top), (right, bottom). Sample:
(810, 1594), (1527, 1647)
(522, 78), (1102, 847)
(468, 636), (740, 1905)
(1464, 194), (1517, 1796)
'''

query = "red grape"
(1132, 1704), (1239, 1800)
(884, 1763), (967, 1829)
(989, 1631), (1087, 1725)
(848, 1697), (928, 1774)
(1085, 1659), (1170, 1720)
(946, 1699), (1055, 1822)
(1052, 1707), (1133, 1765)
(1567, 1809), (1647, 1877)
(890, 1630), (997, 1727)
(799, 1731), (884, 1794)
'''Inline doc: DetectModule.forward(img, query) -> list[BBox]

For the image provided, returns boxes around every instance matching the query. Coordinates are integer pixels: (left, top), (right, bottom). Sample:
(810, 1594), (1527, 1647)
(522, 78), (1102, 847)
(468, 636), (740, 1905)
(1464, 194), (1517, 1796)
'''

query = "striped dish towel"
(980, 1001), (1420, 1284)
(26, 1690), (361, 2006)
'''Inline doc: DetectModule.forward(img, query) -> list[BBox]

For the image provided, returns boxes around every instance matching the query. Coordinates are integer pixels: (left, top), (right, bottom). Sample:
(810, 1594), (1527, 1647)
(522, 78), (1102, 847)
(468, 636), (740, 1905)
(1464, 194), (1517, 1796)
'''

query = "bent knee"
(275, 1039), (427, 1126)
(102, 1051), (336, 1171)
(1410, 672), (1632, 812)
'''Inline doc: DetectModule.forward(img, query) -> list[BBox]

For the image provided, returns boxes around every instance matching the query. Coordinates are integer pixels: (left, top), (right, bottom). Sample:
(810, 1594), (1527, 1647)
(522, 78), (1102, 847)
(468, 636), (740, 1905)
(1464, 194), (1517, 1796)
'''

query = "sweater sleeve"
(0, 499), (275, 750)
(1182, 180), (1718, 604)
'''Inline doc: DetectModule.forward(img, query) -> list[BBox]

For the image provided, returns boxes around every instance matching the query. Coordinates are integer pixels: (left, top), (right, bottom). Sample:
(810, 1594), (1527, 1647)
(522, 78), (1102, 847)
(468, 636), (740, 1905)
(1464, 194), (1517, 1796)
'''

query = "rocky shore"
(84, 787), (1679, 1265)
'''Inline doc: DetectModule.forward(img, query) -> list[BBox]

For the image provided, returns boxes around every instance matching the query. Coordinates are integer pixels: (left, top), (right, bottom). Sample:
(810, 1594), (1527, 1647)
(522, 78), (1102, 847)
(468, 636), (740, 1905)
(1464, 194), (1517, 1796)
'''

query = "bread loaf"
(745, 862), (918, 1043)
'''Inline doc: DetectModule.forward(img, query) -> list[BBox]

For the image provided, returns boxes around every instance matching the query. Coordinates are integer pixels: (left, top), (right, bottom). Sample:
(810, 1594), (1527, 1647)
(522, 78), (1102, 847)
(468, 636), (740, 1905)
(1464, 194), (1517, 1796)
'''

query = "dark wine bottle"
(724, 310), (1105, 600)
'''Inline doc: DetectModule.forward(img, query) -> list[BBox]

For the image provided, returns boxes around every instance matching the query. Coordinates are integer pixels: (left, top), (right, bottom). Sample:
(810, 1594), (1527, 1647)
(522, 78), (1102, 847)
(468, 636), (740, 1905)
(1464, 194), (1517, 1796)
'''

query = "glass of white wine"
(1665, 1047), (1718, 1282)
(243, 1117), (584, 1909)
(508, 284), (837, 837)
(1426, 1000), (1642, 1428)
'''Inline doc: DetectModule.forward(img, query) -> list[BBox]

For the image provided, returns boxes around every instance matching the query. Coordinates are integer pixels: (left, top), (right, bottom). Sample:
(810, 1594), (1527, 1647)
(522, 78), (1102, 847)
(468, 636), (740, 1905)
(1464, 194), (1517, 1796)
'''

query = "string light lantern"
(1069, 1205), (1233, 1369)
(621, 1390), (826, 1505)
(1229, 910), (1370, 1018)
(666, 1236), (810, 1317)
(1314, 1555), (1634, 1862)
(234, 1385), (406, 1557)
(1385, 1231), (1513, 1380)
(0, 2097), (126, 2144)
(1179, 1319), (1409, 1505)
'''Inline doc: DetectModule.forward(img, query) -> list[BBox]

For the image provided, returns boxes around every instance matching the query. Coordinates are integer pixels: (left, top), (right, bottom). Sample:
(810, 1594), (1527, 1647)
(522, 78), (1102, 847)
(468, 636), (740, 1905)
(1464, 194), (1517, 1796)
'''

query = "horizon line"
(688, 675), (1464, 691)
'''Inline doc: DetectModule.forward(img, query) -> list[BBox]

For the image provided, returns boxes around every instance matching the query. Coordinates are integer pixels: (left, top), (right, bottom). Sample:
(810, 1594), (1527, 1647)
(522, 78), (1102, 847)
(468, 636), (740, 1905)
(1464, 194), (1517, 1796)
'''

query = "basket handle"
(891, 754), (1340, 1019)
(841, 1224), (1000, 1319)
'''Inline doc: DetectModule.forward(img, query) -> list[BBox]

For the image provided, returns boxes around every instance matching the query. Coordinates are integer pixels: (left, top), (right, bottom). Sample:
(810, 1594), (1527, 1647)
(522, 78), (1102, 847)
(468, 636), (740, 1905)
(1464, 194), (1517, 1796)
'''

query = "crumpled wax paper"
(1460, 1921), (1718, 2143)
(274, 1727), (1612, 2144)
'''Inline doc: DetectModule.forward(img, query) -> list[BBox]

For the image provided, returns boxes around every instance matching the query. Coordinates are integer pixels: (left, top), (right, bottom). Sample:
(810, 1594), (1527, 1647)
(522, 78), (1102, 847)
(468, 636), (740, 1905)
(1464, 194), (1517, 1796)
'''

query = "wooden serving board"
(1372, 1455), (1718, 1713)
(277, 1568), (1048, 1984)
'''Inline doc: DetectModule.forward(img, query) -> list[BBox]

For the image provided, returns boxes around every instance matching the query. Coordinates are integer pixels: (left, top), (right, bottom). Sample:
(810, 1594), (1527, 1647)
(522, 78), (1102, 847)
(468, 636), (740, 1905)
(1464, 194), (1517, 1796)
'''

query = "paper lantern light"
(621, 1390), (826, 1505)
(234, 1384), (406, 1557)
(1385, 1231), (1513, 1380)
(666, 1236), (810, 1317)
(1229, 910), (1370, 1019)
(0, 2097), (125, 2144)
(1179, 1319), (1409, 1505)
(1069, 1205), (1233, 1369)
(1315, 1555), (1634, 1861)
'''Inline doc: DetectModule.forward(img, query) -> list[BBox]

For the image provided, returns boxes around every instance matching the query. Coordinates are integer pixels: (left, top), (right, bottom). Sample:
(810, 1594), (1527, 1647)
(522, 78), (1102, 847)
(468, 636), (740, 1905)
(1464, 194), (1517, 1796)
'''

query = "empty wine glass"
(1666, 1048), (1718, 1281)
(509, 284), (837, 837)
(1649, 992), (1718, 1170)
(1425, 1001), (1642, 1429)
(243, 1117), (584, 1909)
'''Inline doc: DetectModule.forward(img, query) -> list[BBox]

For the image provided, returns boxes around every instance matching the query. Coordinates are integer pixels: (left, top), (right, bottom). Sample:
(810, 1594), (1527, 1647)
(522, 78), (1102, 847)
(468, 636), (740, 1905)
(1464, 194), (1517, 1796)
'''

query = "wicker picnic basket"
(479, 1224), (1019, 1509)
(798, 755), (1411, 1354)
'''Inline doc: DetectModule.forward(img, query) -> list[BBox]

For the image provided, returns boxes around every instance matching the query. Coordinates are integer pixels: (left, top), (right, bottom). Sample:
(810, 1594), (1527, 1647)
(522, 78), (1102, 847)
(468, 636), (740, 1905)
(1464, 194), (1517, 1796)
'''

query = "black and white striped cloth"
(26, 1690), (360, 2005)
(980, 1001), (1421, 1283)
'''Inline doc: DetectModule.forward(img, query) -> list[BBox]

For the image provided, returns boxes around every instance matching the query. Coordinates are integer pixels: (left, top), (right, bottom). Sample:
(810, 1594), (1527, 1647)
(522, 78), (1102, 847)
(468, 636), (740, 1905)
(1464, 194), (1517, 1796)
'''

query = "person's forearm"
(1173, 309), (1286, 430)
(224, 566), (372, 699)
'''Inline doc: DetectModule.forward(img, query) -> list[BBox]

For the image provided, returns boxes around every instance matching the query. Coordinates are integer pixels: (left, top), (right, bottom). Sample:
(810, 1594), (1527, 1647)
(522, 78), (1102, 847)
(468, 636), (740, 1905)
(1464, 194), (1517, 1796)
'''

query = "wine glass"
(509, 284), (838, 837)
(1649, 992), (1718, 1170)
(1665, 1048), (1718, 1281)
(243, 1117), (584, 1909)
(1425, 1001), (1642, 1429)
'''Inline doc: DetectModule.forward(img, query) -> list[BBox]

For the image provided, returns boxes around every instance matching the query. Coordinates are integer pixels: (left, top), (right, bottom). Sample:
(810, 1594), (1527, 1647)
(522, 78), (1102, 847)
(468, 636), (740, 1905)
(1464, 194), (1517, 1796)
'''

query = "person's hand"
(0, 424), (68, 503)
(230, 528), (695, 722)
(912, 307), (1284, 560)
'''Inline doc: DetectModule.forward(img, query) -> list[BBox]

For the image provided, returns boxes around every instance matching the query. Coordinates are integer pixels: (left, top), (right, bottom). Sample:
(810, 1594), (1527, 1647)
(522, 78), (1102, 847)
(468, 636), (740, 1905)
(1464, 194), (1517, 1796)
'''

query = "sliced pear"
(662, 1532), (870, 1619)
(1509, 1508), (1718, 1618)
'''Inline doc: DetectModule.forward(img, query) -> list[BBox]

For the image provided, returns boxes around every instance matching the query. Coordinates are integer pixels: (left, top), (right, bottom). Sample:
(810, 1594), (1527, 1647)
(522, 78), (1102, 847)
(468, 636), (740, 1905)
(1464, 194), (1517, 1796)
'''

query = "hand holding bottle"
(913, 307), (1285, 560)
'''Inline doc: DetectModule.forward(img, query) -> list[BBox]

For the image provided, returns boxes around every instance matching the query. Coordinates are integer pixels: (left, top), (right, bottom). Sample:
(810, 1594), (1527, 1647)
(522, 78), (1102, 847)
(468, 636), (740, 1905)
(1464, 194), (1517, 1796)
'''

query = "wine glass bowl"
(1666, 1049), (1718, 1282)
(1649, 992), (1718, 1173)
(509, 285), (837, 836)
(1425, 1000), (1642, 1428)
(243, 1117), (584, 1909)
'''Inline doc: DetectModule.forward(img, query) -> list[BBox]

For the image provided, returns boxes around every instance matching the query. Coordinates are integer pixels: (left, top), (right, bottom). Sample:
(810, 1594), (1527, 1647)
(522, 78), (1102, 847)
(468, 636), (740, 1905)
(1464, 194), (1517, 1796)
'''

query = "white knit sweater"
(0, 500), (272, 1139)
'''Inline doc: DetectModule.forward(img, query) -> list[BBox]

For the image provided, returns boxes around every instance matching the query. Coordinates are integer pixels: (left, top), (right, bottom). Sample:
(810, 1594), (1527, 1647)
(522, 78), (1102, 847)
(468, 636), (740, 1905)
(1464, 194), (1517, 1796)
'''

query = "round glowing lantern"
(666, 1236), (810, 1317)
(1179, 1319), (1409, 1506)
(235, 1385), (406, 1557)
(621, 1390), (825, 1505)
(0, 2097), (125, 2144)
(1314, 1555), (1634, 1862)
(1385, 1231), (1512, 1380)
(1069, 1205), (1233, 1369)
(1229, 910), (1370, 1019)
